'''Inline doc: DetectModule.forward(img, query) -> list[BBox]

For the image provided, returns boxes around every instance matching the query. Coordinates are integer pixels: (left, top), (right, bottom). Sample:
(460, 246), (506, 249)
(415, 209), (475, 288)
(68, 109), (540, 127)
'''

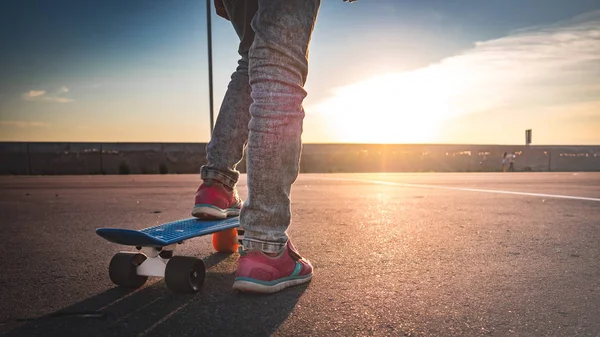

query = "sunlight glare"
(313, 70), (461, 143)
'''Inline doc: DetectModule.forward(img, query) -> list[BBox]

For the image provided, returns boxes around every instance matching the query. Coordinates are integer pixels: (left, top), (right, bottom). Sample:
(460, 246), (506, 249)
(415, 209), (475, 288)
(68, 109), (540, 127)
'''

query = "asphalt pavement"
(1, 173), (599, 336)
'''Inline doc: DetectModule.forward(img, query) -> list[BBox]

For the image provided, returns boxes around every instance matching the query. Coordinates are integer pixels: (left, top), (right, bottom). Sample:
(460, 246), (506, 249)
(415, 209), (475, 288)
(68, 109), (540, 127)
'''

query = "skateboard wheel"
(164, 256), (205, 293)
(108, 252), (148, 289)
(212, 228), (239, 253)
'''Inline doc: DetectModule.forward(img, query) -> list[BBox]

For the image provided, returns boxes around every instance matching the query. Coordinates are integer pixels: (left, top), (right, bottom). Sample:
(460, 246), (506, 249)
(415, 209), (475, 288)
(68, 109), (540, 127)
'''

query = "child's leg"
(241, 0), (320, 253)
(200, 0), (258, 189)
(193, 1), (258, 219)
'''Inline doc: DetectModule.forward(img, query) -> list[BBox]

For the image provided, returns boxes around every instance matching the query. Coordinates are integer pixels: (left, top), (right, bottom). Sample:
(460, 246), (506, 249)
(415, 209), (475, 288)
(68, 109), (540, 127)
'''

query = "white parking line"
(329, 178), (600, 202)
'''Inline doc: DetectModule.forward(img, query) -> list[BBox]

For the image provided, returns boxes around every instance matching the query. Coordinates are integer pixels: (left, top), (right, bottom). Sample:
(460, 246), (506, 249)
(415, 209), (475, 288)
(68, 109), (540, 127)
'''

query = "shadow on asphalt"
(3, 252), (308, 337)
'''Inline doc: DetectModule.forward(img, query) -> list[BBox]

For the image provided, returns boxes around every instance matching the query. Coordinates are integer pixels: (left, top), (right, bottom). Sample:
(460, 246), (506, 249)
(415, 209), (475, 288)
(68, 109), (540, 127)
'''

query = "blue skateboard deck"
(96, 217), (240, 247)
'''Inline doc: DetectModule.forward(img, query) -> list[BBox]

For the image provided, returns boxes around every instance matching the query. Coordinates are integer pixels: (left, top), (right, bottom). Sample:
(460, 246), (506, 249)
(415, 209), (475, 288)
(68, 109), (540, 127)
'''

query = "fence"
(1, 142), (599, 175)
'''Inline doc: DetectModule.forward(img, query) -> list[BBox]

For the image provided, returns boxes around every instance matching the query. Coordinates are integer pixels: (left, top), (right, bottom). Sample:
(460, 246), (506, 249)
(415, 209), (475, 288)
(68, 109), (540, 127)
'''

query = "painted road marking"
(330, 178), (600, 202)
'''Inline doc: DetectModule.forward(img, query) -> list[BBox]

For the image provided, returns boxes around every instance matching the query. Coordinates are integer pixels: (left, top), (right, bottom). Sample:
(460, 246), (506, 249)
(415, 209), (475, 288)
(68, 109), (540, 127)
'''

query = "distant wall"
(1, 142), (599, 175)
(0, 143), (206, 175)
(300, 144), (600, 173)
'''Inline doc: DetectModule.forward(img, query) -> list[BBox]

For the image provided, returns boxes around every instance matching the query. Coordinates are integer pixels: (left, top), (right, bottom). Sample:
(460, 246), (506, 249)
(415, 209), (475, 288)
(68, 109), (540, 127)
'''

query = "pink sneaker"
(191, 179), (242, 219)
(232, 241), (313, 294)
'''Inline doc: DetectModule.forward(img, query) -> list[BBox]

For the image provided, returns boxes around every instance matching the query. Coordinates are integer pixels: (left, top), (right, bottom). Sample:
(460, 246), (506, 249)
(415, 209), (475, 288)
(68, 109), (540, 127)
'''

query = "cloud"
(308, 11), (600, 142)
(22, 86), (74, 103)
(23, 90), (46, 99)
(46, 97), (74, 103)
(0, 120), (49, 128)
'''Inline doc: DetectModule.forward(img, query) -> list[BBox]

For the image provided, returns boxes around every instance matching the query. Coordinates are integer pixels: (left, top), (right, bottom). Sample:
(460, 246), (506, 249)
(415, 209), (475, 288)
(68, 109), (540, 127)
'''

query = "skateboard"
(96, 217), (243, 293)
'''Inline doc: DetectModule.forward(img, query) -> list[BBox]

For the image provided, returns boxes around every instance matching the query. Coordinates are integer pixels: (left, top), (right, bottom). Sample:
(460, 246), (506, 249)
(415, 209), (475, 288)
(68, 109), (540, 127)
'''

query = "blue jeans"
(201, 0), (321, 253)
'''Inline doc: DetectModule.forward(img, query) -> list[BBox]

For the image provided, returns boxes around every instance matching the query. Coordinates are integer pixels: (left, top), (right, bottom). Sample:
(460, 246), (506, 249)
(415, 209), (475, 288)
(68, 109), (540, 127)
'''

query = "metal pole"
(206, 0), (215, 136)
(100, 144), (103, 174)
(27, 142), (32, 175)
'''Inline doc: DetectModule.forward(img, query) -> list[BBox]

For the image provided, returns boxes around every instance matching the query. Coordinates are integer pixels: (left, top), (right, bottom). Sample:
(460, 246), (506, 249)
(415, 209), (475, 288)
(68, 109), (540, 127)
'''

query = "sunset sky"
(1, 0), (599, 145)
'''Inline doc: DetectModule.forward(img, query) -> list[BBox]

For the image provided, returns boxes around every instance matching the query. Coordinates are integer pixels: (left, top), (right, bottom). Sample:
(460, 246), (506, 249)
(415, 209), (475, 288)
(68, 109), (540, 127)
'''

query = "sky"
(1, 0), (599, 145)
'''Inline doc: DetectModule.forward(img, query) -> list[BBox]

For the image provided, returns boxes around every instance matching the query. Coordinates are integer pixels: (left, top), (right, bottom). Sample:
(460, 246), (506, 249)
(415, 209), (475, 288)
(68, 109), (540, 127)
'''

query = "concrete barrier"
(1, 142), (598, 175)
(27, 143), (102, 175)
(0, 142), (30, 175)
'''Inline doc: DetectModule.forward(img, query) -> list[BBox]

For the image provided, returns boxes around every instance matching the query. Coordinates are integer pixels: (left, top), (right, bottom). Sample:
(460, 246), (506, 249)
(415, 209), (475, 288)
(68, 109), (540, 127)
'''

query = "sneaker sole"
(192, 205), (240, 219)
(232, 274), (312, 294)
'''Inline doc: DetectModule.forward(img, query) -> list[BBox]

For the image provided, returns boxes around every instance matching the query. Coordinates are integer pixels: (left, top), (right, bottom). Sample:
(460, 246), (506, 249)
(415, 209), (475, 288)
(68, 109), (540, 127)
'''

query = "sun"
(311, 71), (461, 144)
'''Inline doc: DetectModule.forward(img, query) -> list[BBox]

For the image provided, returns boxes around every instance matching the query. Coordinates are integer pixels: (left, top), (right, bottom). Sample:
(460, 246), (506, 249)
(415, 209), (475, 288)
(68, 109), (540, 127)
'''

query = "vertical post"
(100, 144), (104, 174)
(27, 142), (32, 175)
(206, 0), (215, 136)
(525, 129), (532, 146)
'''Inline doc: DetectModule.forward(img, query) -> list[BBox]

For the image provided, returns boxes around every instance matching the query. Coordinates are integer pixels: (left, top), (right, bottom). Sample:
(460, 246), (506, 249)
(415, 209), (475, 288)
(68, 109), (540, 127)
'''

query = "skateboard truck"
(134, 244), (177, 278)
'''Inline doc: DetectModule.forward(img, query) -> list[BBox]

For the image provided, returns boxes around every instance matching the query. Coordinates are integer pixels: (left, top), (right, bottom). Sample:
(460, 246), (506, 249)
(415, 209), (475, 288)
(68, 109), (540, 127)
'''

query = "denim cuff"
(200, 166), (239, 189)
(242, 238), (287, 254)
